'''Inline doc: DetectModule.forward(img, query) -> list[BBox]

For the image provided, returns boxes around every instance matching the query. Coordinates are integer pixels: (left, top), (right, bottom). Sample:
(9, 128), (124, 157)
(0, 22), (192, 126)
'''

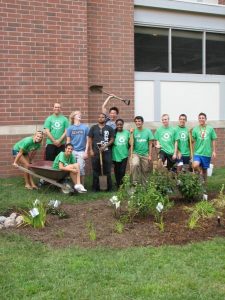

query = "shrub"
(177, 172), (204, 201)
(149, 169), (175, 196)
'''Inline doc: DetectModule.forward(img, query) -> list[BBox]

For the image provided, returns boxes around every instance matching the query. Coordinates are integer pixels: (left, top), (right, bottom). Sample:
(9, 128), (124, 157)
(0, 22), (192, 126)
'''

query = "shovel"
(89, 85), (131, 106)
(99, 151), (107, 191)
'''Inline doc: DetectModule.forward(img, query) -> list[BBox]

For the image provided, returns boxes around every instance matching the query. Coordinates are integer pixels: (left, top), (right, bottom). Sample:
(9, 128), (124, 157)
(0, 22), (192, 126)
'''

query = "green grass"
(1, 234), (225, 300)
(0, 176), (114, 214)
(1, 169), (225, 299)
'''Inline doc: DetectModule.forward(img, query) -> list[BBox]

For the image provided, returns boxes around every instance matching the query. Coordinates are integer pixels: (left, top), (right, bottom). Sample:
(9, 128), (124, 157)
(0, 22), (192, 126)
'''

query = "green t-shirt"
(44, 114), (69, 145)
(52, 151), (76, 170)
(133, 128), (154, 156)
(112, 130), (130, 162)
(13, 136), (41, 154)
(175, 126), (190, 156)
(192, 125), (217, 157)
(154, 126), (176, 155)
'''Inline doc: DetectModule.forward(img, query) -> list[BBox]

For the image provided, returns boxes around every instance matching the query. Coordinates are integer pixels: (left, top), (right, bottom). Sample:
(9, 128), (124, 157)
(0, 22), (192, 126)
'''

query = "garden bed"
(8, 195), (225, 248)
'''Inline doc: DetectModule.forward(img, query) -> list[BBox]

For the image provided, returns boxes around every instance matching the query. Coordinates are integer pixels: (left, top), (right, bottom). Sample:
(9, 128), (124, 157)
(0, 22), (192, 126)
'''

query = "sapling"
(86, 221), (97, 241)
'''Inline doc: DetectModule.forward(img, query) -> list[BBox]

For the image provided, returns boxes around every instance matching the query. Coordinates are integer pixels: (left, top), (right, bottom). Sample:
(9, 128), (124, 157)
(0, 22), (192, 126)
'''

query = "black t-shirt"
(88, 124), (114, 153)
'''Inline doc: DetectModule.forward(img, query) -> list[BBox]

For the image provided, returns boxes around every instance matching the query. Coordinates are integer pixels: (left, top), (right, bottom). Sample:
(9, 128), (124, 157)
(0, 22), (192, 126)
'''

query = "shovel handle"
(99, 151), (104, 176)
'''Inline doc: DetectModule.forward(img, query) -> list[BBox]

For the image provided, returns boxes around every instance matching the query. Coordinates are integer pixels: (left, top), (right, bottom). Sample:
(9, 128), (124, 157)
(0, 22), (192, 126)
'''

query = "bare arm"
(148, 141), (153, 161)
(212, 140), (216, 158)
(66, 136), (71, 144)
(102, 95), (115, 114)
(58, 162), (78, 173)
(88, 137), (94, 156)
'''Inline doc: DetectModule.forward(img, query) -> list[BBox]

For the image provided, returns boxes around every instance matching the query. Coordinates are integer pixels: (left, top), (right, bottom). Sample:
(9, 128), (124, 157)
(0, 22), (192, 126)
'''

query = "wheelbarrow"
(17, 161), (74, 194)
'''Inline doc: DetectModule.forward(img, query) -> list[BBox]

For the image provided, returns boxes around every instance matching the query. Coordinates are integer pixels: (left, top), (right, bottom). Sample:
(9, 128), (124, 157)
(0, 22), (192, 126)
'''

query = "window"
(135, 27), (168, 72)
(135, 26), (225, 75)
(206, 33), (225, 75)
(172, 30), (202, 74)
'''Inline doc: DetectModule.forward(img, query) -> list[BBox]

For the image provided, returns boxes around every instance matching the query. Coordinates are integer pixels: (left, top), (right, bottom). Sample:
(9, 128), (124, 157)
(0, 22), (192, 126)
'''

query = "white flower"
(156, 202), (164, 213)
(109, 195), (118, 205)
(33, 199), (40, 206)
(115, 201), (121, 209)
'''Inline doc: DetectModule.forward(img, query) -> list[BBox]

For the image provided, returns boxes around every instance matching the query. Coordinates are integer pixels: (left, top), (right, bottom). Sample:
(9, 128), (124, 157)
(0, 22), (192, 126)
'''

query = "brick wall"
(1, 0), (134, 177)
(0, 0), (89, 126)
(87, 0), (134, 123)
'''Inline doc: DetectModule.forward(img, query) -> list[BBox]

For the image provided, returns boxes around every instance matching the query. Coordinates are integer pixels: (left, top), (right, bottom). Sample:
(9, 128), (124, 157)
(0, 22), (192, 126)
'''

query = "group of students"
(12, 96), (217, 192)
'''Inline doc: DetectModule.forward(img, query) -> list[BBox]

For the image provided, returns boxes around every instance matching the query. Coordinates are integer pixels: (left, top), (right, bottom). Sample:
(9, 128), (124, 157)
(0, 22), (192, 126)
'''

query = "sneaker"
(74, 184), (87, 193)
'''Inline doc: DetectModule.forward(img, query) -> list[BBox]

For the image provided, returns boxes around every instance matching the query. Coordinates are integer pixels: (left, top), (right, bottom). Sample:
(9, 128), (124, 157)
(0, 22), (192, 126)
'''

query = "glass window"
(206, 33), (225, 75)
(172, 30), (202, 74)
(135, 27), (168, 72)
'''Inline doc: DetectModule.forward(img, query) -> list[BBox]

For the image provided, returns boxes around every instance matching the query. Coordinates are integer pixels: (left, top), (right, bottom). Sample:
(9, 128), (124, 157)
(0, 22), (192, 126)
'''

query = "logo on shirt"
(52, 121), (62, 130)
(118, 136), (125, 143)
(162, 132), (170, 141)
(180, 132), (188, 141)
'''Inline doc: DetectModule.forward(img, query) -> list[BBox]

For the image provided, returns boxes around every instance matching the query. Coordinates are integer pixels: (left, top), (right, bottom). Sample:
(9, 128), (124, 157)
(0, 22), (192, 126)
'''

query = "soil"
(9, 194), (225, 249)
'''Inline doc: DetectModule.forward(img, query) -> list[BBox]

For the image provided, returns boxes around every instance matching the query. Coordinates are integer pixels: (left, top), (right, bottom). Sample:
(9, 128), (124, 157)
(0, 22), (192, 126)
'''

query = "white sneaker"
(74, 184), (87, 193)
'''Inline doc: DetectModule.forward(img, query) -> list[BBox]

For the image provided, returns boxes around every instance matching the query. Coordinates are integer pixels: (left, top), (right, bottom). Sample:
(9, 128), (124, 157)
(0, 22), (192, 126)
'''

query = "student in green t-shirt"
(130, 116), (154, 185)
(175, 114), (191, 172)
(53, 143), (87, 193)
(44, 102), (69, 161)
(192, 112), (217, 182)
(12, 131), (43, 190)
(154, 114), (176, 170)
(112, 119), (130, 188)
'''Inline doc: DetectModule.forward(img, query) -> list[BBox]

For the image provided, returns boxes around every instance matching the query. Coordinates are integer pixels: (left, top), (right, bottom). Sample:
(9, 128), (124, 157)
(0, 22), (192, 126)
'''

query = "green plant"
(149, 169), (175, 196)
(212, 184), (225, 210)
(116, 174), (132, 203)
(187, 201), (216, 229)
(22, 200), (47, 229)
(177, 172), (204, 201)
(114, 221), (124, 234)
(86, 221), (97, 241)
(47, 207), (69, 219)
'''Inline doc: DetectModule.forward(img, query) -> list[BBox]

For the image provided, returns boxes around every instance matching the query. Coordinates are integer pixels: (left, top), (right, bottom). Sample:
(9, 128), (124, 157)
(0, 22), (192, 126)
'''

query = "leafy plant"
(116, 174), (132, 204)
(86, 221), (97, 241)
(22, 200), (47, 229)
(177, 172), (204, 201)
(212, 184), (225, 210)
(149, 169), (175, 196)
(114, 221), (124, 234)
(47, 207), (69, 219)
(187, 201), (216, 229)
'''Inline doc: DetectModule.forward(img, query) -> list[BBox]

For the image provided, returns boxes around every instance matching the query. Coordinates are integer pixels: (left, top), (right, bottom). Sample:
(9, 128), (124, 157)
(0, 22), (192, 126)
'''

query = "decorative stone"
(15, 215), (24, 226)
(0, 216), (6, 224)
(9, 212), (17, 220)
(4, 217), (16, 228)
(0, 224), (4, 230)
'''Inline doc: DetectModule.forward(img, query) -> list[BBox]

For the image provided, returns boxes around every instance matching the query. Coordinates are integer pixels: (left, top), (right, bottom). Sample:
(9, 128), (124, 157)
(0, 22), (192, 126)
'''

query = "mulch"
(8, 194), (225, 249)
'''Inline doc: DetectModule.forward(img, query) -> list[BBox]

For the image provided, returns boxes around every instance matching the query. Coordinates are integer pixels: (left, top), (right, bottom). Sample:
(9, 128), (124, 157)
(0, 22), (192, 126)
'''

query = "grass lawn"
(0, 169), (225, 300)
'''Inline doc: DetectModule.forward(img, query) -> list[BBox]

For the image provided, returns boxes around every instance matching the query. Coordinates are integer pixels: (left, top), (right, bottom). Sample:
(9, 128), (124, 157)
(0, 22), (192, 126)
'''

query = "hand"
(172, 153), (177, 160)
(130, 128), (134, 133)
(177, 152), (182, 159)
(83, 152), (88, 159)
(148, 154), (152, 162)
(155, 142), (161, 149)
(212, 151), (216, 159)
(53, 140), (61, 147)
(13, 162), (18, 167)
(99, 145), (106, 152)
(90, 149), (94, 157)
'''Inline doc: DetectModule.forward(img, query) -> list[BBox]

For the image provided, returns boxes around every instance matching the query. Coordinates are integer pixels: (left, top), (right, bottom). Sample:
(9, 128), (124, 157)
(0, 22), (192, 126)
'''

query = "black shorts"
(45, 144), (65, 161)
(159, 150), (176, 170)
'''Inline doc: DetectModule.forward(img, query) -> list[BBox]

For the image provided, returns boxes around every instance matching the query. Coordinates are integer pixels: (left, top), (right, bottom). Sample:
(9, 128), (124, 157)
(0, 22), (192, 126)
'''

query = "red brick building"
(1, 0), (225, 177)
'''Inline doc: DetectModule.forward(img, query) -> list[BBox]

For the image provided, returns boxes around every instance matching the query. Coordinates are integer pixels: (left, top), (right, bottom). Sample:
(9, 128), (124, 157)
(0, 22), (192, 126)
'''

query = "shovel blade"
(99, 175), (107, 191)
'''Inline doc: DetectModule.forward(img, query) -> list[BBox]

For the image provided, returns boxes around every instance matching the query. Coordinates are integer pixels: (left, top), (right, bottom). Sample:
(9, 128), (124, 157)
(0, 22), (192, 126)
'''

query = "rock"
(0, 216), (6, 224)
(9, 212), (17, 220)
(0, 224), (4, 230)
(15, 215), (24, 226)
(4, 217), (16, 228)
